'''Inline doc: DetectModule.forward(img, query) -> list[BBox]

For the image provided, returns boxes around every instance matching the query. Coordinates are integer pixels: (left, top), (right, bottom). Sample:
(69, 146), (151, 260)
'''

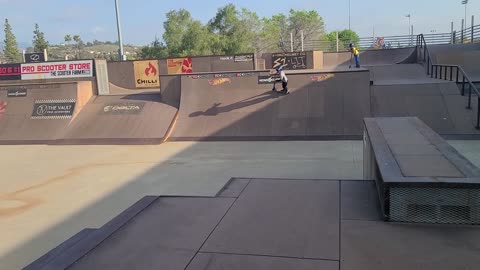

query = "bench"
(363, 117), (480, 225)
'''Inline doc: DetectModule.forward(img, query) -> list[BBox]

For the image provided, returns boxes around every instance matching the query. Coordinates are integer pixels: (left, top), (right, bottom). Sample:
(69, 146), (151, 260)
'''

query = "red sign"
(0, 64), (21, 80)
(0, 101), (7, 119)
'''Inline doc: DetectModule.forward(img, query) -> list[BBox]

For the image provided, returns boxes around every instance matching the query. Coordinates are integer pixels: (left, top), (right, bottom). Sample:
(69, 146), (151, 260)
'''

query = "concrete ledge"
(363, 117), (480, 225)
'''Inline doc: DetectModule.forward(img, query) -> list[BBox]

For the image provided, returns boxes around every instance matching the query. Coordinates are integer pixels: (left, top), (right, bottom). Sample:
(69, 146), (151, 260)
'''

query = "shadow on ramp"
(189, 91), (280, 117)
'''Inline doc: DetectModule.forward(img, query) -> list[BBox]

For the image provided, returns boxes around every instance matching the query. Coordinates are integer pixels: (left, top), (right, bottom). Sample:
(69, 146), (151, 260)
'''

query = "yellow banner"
(134, 60), (160, 88)
(167, 58), (193, 74)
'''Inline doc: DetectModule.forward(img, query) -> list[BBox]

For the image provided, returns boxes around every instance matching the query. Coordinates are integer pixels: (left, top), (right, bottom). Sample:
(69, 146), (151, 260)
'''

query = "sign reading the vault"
(31, 99), (76, 119)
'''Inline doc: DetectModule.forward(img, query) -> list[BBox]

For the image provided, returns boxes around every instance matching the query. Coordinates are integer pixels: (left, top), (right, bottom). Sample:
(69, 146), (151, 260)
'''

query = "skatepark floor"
(0, 140), (479, 269)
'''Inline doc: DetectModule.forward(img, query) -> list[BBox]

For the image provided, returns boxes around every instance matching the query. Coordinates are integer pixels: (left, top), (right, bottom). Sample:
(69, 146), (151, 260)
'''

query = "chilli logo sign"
(145, 62), (157, 76)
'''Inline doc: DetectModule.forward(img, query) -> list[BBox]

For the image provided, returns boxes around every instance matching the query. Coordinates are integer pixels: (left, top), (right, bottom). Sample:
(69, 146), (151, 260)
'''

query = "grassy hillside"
(46, 43), (140, 61)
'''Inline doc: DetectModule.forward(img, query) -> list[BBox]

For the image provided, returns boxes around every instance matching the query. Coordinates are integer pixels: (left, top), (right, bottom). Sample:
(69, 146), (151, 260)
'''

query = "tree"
(260, 14), (289, 52)
(64, 35), (72, 45)
(324, 29), (360, 51)
(163, 9), (214, 56)
(3, 19), (22, 63)
(208, 4), (259, 54)
(33, 23), (48, 52)
(72, 35), (84, 59)
(337, 29), (359, 48)
(138, 37), (168, 59)
(288, 10), (325, 51)
(259, 9), (325, 53)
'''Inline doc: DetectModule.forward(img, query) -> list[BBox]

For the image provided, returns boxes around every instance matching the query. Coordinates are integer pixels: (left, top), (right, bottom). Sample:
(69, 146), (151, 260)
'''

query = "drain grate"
(389, 186), (480, 225)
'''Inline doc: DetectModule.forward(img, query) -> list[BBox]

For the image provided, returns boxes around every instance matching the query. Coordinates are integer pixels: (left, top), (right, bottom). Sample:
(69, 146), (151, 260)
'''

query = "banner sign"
(21, 60), (93, 80)
(25, 52), (46, 63)
(167, 58), (193, 74)
(103, 102), (145, 114)
(0, 64), (21, 80)
(31, 99), (76, 119)
(133, 60), (160, 88)
(234, 54), (253, 62)
(272, 52), (307, 70)
(190, 72), (255, 80)
(258, 75), (281, 84)
(7, 87), (27, 97)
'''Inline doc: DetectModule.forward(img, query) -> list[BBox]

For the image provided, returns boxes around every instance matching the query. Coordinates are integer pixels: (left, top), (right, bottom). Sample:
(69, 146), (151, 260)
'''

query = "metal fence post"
(301, 30), (304, 52)
(472, 16), (475, 43)
(336, 32), (339, 52)
(477, 97), (480, 129)
(468, 84), (472, 109)
(290, 32), (293, 52)
(451, 22), (454, 44)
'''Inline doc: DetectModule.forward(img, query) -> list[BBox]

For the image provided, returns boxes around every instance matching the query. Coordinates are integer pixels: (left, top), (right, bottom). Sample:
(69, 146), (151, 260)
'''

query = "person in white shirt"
(272, 65), (289, 94)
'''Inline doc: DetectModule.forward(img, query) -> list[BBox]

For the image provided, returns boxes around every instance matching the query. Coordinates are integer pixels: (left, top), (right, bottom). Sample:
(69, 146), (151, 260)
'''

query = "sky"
(0, 0), (479, 47)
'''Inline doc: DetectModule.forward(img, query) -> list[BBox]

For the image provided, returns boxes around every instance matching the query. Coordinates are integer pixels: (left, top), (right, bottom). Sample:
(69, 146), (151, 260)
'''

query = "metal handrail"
(417, 34), (480, 129)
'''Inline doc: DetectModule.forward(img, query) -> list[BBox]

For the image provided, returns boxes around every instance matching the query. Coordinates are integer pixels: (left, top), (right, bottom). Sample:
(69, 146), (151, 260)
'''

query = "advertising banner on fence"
(25, 52), (46, 63)
(133, 60), (160, 88)
(21, 60), (93, 80)
(234, 54), (253, 62)
(31, 99), (76, 119)
(0, 64), (21, 80)
(7, 87), (27, 97)
(167, 58), (193, 74)
(272, 52), (307, 70)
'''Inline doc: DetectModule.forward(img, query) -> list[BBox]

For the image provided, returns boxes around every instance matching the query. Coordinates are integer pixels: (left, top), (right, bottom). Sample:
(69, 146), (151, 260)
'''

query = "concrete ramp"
(0, 81), (93, 144)
(372, 82), (480, 136)
(57, 94), (177, 144)
(369, 64), (446, 85)
(436, 50), (480, 82)
(169, 70), (371, 141)
(324, 47), (416, 68)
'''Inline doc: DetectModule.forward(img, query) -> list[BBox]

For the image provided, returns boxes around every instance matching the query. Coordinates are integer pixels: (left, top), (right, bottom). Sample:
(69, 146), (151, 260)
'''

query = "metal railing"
(303, 32), (453, 52)
(453, 24), (480, 44)
(417, 33), (480, 129)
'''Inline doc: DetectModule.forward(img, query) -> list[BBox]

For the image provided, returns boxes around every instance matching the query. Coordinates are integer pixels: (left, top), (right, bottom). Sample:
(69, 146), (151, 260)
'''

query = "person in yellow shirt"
(349, 43), (360, 68)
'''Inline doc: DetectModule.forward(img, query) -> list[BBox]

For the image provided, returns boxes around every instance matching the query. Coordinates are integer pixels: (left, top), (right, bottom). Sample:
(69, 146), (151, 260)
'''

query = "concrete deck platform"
(1, 140), (480, 269)
(36, 179), (480, 270)
(0, 141), (362, 269)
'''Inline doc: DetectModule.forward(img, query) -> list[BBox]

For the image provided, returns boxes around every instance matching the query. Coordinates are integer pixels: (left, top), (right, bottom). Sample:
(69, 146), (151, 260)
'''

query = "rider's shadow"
(189, 91), (279, 117)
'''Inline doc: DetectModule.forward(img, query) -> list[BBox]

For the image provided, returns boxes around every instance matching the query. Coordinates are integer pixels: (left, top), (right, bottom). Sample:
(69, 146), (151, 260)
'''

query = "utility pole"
(114, 0), (125, 61)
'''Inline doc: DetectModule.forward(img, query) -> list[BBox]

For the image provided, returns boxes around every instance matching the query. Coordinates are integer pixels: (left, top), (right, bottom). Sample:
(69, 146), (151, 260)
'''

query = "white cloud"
(91, 26), (105, 35)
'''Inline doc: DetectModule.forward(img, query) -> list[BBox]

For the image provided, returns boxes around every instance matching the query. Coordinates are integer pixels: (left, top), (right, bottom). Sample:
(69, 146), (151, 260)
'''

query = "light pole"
(405, 14), (411, 35)
(462, 0), (469, 29)
(348, 0), (351, 30)
(405, 14), (411, 45)
(114, 0), (125, 61)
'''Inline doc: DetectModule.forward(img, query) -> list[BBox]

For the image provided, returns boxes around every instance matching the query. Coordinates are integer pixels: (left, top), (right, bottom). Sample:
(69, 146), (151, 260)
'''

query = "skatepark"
(1, 34), (480, 269)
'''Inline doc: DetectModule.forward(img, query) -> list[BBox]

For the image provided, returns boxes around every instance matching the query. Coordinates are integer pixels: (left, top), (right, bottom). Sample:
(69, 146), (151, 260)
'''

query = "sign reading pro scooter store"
(21, 60), (93, 80)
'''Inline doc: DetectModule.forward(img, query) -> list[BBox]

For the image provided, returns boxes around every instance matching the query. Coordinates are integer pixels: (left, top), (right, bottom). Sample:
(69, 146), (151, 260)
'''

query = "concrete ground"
(0, 140), (478, 269)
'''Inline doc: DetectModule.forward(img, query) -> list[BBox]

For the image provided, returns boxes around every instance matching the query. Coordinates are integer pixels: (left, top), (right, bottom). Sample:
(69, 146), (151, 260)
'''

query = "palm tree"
(64, 35), (72, 45)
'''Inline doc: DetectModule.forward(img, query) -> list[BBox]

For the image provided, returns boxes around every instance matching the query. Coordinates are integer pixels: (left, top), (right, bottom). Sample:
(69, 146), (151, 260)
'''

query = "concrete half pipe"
(0, 81), (92, 144)
(57, 93), (177, 144)
(169, 70), (371, 141)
